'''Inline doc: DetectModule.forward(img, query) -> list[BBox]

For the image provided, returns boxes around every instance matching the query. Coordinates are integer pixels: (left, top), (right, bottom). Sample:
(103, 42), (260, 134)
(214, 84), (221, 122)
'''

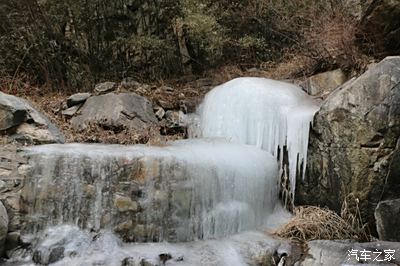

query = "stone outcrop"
(297, 56), (400, 229)
(71, 92), (157, 132)
(375, 199), (400, 242)
(0, 92), (65, 144)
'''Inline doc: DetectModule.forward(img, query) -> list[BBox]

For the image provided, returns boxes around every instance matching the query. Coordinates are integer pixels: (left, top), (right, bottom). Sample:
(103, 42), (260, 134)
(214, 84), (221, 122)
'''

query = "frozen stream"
(6, 78), (319, 265)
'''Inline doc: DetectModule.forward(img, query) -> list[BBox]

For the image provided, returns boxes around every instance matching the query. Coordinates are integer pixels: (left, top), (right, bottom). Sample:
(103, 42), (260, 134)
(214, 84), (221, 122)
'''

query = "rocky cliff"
(297, 56), (400, 233)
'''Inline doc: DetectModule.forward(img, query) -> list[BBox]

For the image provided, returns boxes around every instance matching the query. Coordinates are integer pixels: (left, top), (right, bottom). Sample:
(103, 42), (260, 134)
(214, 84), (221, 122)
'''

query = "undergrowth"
(273, 198), (370, 242)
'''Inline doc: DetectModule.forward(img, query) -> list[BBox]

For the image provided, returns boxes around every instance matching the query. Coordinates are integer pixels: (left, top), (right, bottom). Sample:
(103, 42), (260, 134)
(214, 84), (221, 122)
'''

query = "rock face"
(0, 92), (65, 144)
(375, 199), (400, 242)
(297, 57), (400, 228)
(0, 201), (8, 256)
(70, 93), (157, 132)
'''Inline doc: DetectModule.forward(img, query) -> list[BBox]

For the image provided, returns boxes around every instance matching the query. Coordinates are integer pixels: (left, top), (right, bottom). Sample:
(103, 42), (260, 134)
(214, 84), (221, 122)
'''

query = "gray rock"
(0, 92), (27, 131)
(12, 123), (64, 144)
(6, 247), (30, 261)
(0, 92), (65, 144)
(158, 253), (172, 264)
(165, 111), (186, 128)
(5, 231), (20, 252)
(66, 93), (91, 107)
(33, 246), (65, 265)
(121, 257), (140, 266)
(297, 56), (400, 227)
(121, 78), (141, 89)
(32, 225), (91, 265)
(140, 259), (156, 266)
(157, 99), (175, 110)
(301, 240), (353, 266)
(61, 104), (82, 117)
(154, 106), (165, 120)
(0, 201), (8, 256)
(299, 69), (348, 99)
(375, 199), (400, 241)
(301, 240), (400, 266)
(71, 93), (157, 132)
(94, 82), (118, 94)
(0, 145), (27, 234)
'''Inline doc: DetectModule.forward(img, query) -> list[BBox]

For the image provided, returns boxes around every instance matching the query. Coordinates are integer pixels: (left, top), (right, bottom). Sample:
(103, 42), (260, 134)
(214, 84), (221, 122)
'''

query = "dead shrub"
(273, 205), (370, 242)
(302, 6), (362, 73)
(263, 0), (370, 76)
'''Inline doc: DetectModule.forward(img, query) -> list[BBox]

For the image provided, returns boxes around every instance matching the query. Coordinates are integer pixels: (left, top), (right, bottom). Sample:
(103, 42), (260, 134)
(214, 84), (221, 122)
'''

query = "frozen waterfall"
(22, 140), (278, 242)
(194, 77), (320, 194)
(7, 77), (320, 266)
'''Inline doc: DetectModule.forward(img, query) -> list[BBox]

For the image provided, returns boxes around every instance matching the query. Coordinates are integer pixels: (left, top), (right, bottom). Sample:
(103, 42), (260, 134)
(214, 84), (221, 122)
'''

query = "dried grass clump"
(273, 206), (368, 242)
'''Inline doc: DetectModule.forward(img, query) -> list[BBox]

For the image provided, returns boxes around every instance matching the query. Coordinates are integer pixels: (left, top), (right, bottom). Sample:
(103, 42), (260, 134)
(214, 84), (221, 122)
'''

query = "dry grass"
(273, 205), (370, 242)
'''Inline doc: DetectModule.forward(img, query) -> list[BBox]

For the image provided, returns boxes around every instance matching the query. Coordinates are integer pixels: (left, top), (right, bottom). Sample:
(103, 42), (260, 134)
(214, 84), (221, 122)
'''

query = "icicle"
(196, 77), (320, 194)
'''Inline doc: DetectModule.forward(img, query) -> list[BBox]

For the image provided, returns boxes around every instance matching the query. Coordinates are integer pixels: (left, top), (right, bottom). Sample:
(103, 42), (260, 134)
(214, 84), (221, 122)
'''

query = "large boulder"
(0, 201), (8, 256)
(70, 93), (157, 132)
(0, 92), (65, 144)
(296, 56), (400, 229)
(375, 199), (400, 241)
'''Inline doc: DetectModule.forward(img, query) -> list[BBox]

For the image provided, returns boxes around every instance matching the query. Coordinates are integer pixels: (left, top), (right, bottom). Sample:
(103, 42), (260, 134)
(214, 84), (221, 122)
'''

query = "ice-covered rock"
(20, 227), (289, 266)
(21, 140), (278, 242)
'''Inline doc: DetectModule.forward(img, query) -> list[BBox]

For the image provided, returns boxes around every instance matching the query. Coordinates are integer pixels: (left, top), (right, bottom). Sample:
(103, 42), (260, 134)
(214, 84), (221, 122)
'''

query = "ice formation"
(8, 77), (320, 265)
(17, 226), (285, 266)
(23, 140), (278, 241)
(195, 77), (320, 193)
